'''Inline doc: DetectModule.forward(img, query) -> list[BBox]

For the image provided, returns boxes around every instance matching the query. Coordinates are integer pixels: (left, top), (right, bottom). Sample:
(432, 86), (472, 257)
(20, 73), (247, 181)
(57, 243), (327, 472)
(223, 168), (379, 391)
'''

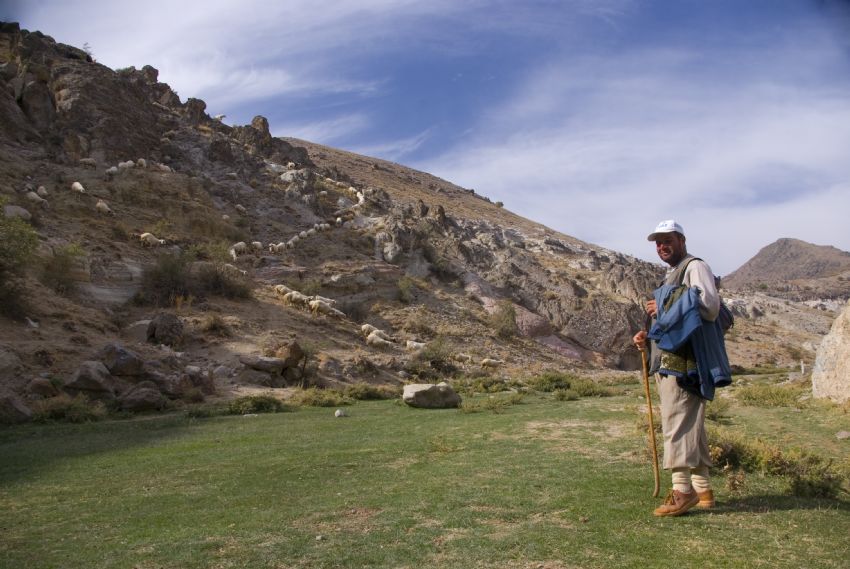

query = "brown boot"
(695, 489), (715, 509)
(653, 489), (700, 517)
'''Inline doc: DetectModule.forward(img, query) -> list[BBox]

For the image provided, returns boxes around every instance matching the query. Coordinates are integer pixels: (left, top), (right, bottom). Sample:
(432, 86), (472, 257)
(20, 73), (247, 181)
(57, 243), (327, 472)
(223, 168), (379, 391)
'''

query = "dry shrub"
(343, 384), (401, 400)
(735, 384), (805, 408)
(32, 394), (107, 423)
(488, 299), (518, 339)
(38, 243), (84, 295)
(290, 387), (351, 407)
(228, 395), (288, 415)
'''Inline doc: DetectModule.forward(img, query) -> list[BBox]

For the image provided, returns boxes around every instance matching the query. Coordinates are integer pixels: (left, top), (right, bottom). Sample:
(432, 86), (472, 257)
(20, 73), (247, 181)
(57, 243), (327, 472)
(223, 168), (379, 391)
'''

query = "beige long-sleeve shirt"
(667, 258), (720, 321)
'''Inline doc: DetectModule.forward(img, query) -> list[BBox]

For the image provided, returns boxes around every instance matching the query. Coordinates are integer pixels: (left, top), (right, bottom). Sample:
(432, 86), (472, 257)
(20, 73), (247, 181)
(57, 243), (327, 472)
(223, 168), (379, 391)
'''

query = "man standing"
(633, 220), (721, 517)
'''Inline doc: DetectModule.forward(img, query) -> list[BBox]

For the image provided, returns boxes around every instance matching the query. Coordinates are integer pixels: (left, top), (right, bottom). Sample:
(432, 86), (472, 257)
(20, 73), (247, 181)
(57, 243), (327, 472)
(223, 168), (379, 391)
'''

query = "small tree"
(490, 299), (518, 339)
(0, 198), (39, 317)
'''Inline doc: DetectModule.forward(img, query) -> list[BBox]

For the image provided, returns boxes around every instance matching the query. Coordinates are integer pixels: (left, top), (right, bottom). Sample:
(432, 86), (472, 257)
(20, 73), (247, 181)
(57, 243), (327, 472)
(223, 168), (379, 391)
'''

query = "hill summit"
(724, 238), (850, 300)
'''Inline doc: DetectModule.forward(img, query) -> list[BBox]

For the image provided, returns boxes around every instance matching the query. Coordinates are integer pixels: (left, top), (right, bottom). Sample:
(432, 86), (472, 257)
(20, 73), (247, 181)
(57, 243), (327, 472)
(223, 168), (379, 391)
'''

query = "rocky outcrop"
(64, 361), (118, 402)
(812, 300), (850, 403)
(147, 313), (184, 347)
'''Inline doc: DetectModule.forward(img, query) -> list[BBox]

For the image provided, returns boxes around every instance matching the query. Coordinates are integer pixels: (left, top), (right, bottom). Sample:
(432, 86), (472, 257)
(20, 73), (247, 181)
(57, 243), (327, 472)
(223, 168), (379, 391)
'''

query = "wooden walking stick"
(640, 344), (661, 498)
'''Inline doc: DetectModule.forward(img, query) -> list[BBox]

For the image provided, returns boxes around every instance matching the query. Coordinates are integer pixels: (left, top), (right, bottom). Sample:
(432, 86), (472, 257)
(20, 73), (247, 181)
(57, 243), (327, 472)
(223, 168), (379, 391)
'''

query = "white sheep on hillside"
(70, 181), (86, 197)
(454, 353), (474, 363)
(118, 160), (135, 170)
(136, 158), (147, 168)
(480, 358), (504, 369)
(286, 236), (300, 249)
(105, 166), (118, 177)
(250, 241), (263, 253)
(25, 191), (49, 209)
(282, 291), (310, 307)
(309, 299), (346, 318)
(139, 232), (165, 247)
(361, 323), (379, 337)
(213, 114), (226, 121)
(95, 199), (113, 215)
(36, 186), (49, 198)
(365, 331), (394, 348)
(155, 163), (172, 173)
(235, 204), (247, 214)
(269, 242), (286, 253)
(405, 340), (426, 351)
(309, 295), (336, 307)
(229, 241), (248, 261)
(273, 284), (293, 296)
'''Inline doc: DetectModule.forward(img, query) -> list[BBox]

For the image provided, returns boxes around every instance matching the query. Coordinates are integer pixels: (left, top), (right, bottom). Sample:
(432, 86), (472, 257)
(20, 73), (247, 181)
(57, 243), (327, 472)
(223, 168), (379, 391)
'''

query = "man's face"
(655, 233), (686, 266)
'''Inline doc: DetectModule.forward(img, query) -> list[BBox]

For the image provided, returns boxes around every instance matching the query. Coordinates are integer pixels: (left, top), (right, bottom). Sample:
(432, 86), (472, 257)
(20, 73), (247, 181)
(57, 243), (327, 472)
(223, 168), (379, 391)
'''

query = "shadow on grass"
(704, 494), (850, 514)
(0, 413), (198, 486)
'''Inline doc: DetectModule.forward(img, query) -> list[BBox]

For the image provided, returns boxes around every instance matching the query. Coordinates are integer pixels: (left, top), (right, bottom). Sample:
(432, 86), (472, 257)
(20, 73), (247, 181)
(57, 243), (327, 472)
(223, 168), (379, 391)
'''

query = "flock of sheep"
(38, 154), (506, 371)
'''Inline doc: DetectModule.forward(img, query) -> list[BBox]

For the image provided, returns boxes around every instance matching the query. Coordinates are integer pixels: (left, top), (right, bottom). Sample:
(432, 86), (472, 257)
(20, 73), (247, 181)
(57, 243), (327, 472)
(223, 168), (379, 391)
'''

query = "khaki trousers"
(656, 374), (712, 470)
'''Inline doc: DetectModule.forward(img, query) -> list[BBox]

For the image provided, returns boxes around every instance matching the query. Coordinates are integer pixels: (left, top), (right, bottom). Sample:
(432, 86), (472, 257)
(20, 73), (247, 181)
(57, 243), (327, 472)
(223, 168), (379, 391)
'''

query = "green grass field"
(1, 386), (848, 569)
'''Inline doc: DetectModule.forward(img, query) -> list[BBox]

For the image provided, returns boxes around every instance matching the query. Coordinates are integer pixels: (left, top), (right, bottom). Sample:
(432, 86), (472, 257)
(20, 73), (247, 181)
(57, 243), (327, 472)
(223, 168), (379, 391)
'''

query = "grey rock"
(812, 300), (850, 403)
(64, 361), (117, 401)
(96, 343), (146, 376)
(402, 382), (462, 409)
(118, 381), (166, 412)
(147, 313), (184, 347)
(3, 204), (31, 221)
(239, 355), (286, 375)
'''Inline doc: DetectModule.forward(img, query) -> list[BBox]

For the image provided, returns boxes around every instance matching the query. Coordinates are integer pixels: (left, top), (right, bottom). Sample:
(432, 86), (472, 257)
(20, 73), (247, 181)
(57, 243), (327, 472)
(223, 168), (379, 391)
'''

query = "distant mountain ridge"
(724, 238), (850, 300)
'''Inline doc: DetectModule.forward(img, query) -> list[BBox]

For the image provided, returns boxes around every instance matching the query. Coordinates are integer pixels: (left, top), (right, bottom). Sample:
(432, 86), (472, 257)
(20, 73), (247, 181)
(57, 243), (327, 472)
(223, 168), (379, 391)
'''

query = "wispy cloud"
(351, 129), (434, 163)
(272, 113), (371, 145)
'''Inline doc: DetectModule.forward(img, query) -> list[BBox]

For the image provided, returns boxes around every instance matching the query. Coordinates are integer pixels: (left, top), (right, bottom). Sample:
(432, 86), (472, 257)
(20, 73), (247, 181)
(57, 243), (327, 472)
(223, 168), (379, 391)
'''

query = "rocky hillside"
(724, 238), (850, 301)
(0, 22), (843, 422)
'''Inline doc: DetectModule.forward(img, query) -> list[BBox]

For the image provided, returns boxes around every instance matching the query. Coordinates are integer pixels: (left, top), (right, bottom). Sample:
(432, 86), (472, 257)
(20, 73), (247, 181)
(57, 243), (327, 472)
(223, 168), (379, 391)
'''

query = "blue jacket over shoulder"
(648, 284), (732, 400)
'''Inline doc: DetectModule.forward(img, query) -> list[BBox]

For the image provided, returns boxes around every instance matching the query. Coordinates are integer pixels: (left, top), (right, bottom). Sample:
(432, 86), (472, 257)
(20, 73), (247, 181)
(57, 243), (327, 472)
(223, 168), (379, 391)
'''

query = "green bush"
(705, 396), (732, 422)
(32, 394), (107, 423)
(489, 300), (518, 339)
(137, 254), (250, 306)
(0, 199), (39, 317)
(553, 388), (580, 401)
(527, 371), (574, 392)
(406, 336), (457, 378)
(290, 388), (351, 408)
(343, 384), (401, 400)
(736, 384), (805, 408)
(708, 426), (847, 499)
(569, 377), (613, 397)
(38, 243), (84, 295)
(396, 276), (416, 304)
(460, 392), (524, 414)
(228, 395), (288, 415)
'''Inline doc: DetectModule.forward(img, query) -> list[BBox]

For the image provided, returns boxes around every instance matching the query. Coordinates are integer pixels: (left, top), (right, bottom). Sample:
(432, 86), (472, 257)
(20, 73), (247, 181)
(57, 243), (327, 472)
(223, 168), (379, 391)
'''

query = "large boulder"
(146, 313), (184, 347)
(812, 300), (850, 402)
(63, 361), (118, 402)
(96, 343), (146, 377)
(27, 377), (60, 398)
(403, 382), (462, 409)
(118, 381), (166, 412)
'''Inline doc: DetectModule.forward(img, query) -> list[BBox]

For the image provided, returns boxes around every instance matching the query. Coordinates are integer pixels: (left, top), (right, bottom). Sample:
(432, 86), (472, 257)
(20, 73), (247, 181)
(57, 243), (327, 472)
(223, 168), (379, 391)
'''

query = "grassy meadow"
(1, 374), (849, 569)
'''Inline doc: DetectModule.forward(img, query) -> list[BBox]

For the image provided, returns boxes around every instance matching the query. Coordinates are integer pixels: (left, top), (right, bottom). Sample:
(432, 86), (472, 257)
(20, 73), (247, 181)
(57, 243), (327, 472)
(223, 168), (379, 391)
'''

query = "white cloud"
(350, 129), (433, 163)
(272, 113), (371, 145)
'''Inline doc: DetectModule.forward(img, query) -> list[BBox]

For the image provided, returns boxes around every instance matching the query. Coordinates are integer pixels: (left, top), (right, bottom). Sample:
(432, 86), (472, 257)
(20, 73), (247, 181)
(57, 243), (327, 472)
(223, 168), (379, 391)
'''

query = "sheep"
(361, 325), (394, 342)
(309, 295), (336, 307)
(222, 263), (247, 277)
(118, 160), (135, 170)
(221, 214), (230, 221)
(309, 299), (345, 318)
(273, 284), (293, 296)
(286, 236), (300, 249)
(454, 353), (474, 363)
(25, 191), (49, 209)
(79, 158), (97, 168)
(305, 228), (316, 237)
(235, 204), (247, 214)
(156, 163), (172, 173)
(365, 331), (394, 348)
(228, 241), (248, 261)
(282, 291), (310, 307)
(70, 181), (86, 197)
(36, 186), (49, 198)
(286, 161), (296, 169)
(136, 158), (147, 168)
(480, 358), (504, 369)
(139, 232), (165, 247)
(95, 199), (113, 215)
(250, 241), (263, 253)
(269, 242), (286, 253)
(105, 166), (118, 177)
(405, 340), (426, 351)
(336, 217), (343, 226)
(213, 114), (226, 121)
(298, 231), (308, 239)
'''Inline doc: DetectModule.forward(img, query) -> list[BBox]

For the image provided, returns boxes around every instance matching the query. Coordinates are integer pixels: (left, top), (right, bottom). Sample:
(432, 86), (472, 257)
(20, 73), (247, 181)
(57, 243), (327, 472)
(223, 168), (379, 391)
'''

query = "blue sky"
(4, 0), (850, 275)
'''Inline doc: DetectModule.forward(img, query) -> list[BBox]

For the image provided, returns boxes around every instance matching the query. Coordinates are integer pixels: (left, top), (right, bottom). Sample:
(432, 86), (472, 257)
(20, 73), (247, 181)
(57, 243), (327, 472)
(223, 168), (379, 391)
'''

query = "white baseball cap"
(647, 219), (685, 241)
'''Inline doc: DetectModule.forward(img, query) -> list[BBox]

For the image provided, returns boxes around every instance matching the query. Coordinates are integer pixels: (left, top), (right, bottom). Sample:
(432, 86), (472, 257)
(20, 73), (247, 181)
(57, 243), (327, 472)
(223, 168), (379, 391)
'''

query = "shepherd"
(633, 219), (731, 517)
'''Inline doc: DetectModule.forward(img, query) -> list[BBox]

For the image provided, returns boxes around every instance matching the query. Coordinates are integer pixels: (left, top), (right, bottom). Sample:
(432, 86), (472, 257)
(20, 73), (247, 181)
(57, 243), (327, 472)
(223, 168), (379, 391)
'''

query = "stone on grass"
(812, 300), (850, 403)
(402, 382), (461, 409)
